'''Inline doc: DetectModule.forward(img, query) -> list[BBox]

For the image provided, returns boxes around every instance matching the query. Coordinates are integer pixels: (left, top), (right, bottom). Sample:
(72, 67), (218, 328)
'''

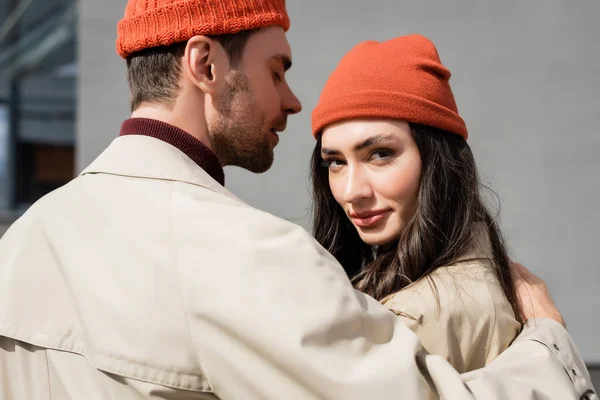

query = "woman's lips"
(350, 209), (390, 228)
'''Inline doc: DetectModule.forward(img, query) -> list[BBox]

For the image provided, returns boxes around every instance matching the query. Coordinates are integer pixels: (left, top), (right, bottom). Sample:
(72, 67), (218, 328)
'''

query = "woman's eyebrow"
(321, 147), (340, 156)
(353, 133), (397, 151)
(321, 133), (397, 156)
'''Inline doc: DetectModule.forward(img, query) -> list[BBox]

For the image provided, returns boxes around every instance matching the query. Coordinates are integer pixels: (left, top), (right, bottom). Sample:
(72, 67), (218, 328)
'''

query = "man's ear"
(183, 35), (229, 94)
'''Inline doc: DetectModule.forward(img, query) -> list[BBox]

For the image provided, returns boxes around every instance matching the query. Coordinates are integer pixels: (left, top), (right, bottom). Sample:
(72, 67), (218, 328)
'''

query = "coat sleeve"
(172, 197), (596, 400)
(445, 318), (596, 400)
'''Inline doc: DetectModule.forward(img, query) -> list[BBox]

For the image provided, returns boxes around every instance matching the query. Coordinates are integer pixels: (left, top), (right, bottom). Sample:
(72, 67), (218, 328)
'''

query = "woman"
(310, 34), (521, 373)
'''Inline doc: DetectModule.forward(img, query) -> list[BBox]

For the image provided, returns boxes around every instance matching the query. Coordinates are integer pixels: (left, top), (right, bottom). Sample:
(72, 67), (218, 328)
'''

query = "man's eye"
(272, 71), (282, 82)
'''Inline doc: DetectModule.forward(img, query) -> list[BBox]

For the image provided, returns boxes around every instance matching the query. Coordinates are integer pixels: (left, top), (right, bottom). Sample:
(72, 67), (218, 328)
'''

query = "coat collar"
(119, 118), (225, 186)
(80, 134), (240, 201)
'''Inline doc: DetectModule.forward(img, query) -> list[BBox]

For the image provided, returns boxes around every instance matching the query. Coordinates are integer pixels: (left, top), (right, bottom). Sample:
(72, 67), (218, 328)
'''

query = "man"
(0, 0), (596, 399)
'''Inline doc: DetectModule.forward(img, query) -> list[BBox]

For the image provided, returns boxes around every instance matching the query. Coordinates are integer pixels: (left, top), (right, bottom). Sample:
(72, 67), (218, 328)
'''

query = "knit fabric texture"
(117, 0), (289, 58)
(312, 34), (468, 140)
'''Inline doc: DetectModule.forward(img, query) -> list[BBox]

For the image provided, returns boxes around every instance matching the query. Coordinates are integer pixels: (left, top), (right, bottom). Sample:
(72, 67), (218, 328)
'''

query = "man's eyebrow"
(271, 54), (292, 71)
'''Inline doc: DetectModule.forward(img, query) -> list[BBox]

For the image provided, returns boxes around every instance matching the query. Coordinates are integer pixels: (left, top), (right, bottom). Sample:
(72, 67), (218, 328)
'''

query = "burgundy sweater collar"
(120, 118), (225, 186)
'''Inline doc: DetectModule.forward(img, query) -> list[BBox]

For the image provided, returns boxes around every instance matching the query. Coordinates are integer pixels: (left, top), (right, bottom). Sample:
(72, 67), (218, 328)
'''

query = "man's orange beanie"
(312, 34), (468, 140)
(116, 0), (289, 59)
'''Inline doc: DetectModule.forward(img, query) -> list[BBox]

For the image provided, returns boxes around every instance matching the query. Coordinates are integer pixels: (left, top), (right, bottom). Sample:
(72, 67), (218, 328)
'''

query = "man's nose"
(282, 84), (302, 115)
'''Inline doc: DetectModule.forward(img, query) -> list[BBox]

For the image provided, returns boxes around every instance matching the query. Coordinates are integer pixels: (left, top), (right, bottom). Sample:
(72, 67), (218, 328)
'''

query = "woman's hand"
(511, 262), (566, 328)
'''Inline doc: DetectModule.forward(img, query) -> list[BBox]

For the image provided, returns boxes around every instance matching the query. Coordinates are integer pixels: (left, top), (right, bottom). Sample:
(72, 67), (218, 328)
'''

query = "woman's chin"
(357, 231), (399, 247)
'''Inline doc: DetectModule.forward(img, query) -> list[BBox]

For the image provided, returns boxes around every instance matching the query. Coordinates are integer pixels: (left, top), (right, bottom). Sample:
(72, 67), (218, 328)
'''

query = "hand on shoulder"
(511, 262), (566, 328)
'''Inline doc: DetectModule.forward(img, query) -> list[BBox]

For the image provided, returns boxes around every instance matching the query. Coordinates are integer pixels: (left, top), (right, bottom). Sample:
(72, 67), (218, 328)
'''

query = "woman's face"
(321, 119), (422, 246)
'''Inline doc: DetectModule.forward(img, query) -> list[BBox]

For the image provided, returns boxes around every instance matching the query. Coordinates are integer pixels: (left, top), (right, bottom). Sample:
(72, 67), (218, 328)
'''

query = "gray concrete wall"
(79, 0), (600, 363)
(76, 0), (129, 170)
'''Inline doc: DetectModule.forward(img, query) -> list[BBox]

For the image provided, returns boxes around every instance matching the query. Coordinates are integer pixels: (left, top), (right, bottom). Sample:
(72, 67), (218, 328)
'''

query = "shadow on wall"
(1, 224), (8, 237)
(591, 368), (600, 392)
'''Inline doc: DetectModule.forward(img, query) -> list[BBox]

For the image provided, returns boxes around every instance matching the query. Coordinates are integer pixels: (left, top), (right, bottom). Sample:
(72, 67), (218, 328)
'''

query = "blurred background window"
(0, 0), (76, 217)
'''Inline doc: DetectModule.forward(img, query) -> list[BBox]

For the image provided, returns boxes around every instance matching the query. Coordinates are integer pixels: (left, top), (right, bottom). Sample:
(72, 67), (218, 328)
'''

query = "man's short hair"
(126, 29), (258, 111)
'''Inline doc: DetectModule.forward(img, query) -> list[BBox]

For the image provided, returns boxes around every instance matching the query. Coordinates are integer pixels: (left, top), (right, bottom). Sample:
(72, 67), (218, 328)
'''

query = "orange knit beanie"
(117, 0), (289, 59)
(312, 34), (468, 140)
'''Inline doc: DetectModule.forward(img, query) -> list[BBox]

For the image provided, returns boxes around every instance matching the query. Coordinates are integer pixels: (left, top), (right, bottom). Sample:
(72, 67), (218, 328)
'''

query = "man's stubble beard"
(209, 71), (275, 174)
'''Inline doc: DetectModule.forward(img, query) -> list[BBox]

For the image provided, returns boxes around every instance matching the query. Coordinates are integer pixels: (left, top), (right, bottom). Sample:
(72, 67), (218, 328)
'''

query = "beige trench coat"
(383, 226), (521, 373)
(0, 135), (596, 399)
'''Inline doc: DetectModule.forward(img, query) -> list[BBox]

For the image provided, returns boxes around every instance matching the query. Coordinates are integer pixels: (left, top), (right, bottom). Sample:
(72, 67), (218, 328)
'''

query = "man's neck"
(131, 105), (212, 151)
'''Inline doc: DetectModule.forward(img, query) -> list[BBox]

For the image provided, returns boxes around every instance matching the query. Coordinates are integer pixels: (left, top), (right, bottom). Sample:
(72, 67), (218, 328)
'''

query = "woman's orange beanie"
(312, 34), (468, 140)
(116, 0), (289, 59)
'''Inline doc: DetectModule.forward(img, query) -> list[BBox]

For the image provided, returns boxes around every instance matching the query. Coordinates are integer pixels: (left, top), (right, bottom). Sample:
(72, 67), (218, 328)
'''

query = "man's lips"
(270, 129), (280, 144)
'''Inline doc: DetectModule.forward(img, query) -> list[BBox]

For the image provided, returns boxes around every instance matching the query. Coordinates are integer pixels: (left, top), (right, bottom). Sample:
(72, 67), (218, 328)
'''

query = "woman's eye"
(369, 149), (394, 161)
(321, 159), (344, 170)
(272, 71), (282, 82)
